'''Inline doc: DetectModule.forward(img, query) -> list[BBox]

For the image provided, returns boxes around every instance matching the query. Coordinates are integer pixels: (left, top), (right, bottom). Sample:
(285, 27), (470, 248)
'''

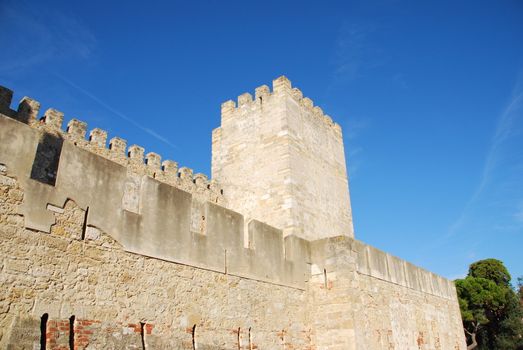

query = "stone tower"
(212, 76), (354, 241)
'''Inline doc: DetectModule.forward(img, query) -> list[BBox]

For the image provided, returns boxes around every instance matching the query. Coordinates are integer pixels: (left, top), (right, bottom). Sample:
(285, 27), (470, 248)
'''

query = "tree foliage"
(469, 259), (511, 287)
(456, 259), (523, 350)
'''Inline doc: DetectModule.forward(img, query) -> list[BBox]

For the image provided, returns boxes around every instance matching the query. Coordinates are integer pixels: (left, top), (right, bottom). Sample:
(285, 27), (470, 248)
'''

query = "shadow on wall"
(30, 132), (63, 186)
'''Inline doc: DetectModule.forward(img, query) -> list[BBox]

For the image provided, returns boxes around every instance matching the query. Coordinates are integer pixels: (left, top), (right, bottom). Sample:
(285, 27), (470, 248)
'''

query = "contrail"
(447, 75), (523, 237)
(52, 72), (178, 150)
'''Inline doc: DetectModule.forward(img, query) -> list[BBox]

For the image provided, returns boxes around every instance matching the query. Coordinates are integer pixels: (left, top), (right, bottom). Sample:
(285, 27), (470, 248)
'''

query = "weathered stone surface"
(212, 76), (354, 241)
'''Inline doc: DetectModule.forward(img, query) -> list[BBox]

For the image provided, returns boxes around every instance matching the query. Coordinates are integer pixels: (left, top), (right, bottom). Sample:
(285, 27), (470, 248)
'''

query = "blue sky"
(1, 0), (522, 282)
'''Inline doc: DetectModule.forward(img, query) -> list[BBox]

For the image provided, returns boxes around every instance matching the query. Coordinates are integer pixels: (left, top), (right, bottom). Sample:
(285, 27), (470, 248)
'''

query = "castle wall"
(212, 77), (354, 241)
(309, 238), (466, 350)
(0, 172), (310, 349)
(0, 84), (466, 349)
(0, 112), (309, 290)
(0, 95), (311, 348)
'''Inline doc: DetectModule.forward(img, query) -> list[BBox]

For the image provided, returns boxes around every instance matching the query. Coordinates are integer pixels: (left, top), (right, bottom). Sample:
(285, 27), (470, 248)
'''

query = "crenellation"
(254, 85), (270, 100)
(17, 97), (40, 124)
(220, 100), (236, 122)
(66, 118), (87, 140)
(89, 128), (108, 148)
(177, 166), (196, 193)
(291, 87), (303, 100)
(193, 173), (208, 187)
(272, 75), (292, 94)
(194, 174), (210, 197)
(312, 106), (323, 118)
(217, 77), (340, 136)
(0, 86), (13, 113)
(42, 108), (64, 130)
(179, 166), (193, 180)
(156, 159), (178, 187)
(301, 97), (314, 109)
(0, 89), (224, 205)
(145, 152), (161, 170)
(161, 159), (178, 174)
(332, 121), (342, 135)
(208, 179), (220, 193)
(109, 136), (127, 156)
(237, 92), (253, 106)
(322, 115), (334, 127)
(127, 144), (145, 163)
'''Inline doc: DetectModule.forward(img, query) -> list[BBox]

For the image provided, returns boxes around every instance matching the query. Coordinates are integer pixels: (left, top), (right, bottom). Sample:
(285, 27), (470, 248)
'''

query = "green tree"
(469, 259), (511, 287)
(455, 259), (523, 350)
(518, 277), (523, 303)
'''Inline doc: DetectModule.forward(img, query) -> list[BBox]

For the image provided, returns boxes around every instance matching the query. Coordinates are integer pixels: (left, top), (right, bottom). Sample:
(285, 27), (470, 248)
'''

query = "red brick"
(145, 324), (154, 334)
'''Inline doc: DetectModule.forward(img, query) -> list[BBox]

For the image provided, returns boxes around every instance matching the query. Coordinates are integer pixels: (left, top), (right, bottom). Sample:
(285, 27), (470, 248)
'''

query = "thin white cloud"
(333, 22), (381, 81)
(344, 117), (370, 179)
(346, 118), (371, 140)
(0, 1), (96, 74)
(54, 73), (177, 150)
(447, 74), (523, 236)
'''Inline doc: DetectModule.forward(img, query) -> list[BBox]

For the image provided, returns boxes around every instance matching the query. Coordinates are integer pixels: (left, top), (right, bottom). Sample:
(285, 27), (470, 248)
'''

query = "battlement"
(0, 82), (454, 295)
(0, 87), (310, 289)
(220, 76), (341, 134)
(0, 85), (224, 205)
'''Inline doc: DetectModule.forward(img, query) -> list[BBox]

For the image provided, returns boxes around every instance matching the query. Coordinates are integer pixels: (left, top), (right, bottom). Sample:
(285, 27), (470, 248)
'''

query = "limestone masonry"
(0, 76), (466, 349)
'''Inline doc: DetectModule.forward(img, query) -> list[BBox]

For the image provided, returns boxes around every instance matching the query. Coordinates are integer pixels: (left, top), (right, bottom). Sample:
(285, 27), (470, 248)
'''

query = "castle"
(0, 76), (466, 349)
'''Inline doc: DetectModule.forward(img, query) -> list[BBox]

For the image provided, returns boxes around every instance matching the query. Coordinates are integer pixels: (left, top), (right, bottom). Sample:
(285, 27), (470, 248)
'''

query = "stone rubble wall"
(0, 167), (310, 349)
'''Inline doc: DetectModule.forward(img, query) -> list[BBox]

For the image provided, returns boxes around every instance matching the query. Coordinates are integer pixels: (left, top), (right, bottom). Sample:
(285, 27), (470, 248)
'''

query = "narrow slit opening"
(69, 315), (75, 350)
(140, 322), (146, 350)
(40, 313), (48, 350)
(81, 207), (89, 240)
(237, 327), (241, 350)
(192, 324), (197, 350)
